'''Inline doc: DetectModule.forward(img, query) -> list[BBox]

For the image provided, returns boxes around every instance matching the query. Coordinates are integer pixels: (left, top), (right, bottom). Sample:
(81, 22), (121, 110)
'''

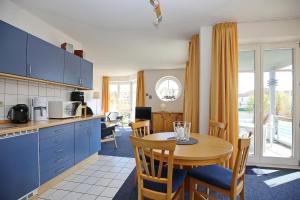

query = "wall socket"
(0, 101), (3, 108)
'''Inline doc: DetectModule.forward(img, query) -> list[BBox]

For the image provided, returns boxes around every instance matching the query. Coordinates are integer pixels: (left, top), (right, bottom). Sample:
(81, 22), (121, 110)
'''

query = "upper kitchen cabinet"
(64, 51), (81, 86)
(0, 20), (27, 76)
(80, 59), (93, 89)
(27, 34), (64, 83)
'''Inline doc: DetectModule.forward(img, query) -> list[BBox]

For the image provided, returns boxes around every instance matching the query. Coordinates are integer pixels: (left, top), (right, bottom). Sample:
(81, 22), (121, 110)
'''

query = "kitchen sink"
(0, 124), (17, 130)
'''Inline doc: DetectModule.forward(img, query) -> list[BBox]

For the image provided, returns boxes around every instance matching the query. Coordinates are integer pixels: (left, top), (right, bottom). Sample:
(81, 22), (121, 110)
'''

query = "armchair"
(101, 123), (118, 148)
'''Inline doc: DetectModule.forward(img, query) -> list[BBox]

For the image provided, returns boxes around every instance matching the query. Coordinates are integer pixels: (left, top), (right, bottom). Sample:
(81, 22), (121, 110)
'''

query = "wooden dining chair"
(241, 131), (253, 139)
(208, 120), (228, 140)
(131, 120), (151, 138)
(130, 136), (187, 200)
(188, 137), (251, 200)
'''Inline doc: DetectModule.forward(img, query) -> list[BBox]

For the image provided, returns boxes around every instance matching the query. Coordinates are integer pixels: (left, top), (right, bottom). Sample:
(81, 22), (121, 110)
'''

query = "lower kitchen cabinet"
(0, 117), (101, 199)
(0, 131), (39, 200)
(75, 120), (91, 164)
(75, 119), (101, 163)
(90, 119), (101, 154)
(39, 123), (75, 184)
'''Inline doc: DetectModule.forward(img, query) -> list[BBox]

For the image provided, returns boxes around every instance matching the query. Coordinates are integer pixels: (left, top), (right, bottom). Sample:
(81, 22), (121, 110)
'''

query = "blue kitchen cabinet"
(27, 34), (64, 82)
(75, 120), (91, 163)
(0, 131), (39, 200)
(80, 59), (93, 89)
(39, 124), (75, 184)
(0, 20), (27, 76)
(64, 51), (81, 86)
(89, 119), (101, 154)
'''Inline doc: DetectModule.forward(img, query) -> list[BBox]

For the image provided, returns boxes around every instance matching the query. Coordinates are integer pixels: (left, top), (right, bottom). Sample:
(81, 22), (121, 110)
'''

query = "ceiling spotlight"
(150, 0), (162, 27)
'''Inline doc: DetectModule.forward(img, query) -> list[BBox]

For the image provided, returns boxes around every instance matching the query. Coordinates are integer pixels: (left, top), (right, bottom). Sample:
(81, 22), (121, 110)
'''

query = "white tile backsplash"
(38, 85), (47, 96)
(5, 79), (18, 94)
(47, 86), (55, 97)
(4, 105), (13, 118)
(5, 94), (18, 105)
(0, 79), (5, 93)
(18, 95), (29, 104)
(18, 85), (29, 96)
(29, 83), (39, 96)
(0, 78), (75, 119)
(54, 87), (61, 97)
(0, 108), (4, 120)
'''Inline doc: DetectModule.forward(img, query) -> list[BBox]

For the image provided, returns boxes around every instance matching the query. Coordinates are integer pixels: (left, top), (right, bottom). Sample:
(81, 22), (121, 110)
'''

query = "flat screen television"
(135, 107), (152, 120)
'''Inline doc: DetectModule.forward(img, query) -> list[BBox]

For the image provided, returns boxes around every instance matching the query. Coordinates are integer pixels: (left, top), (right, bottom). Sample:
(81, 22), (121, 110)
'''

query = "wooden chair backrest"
(130, 136), (176, 200)
(208, 120), (227, 140)
(231, 137), (251, 189)
(131, 120), (150, 137)
(241, 131), (253, 139)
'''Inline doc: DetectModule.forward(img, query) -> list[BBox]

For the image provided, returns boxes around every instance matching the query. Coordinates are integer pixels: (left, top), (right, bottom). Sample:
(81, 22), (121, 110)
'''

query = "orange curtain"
(101, 76), (110, 113)
(184, 34), (200, 133)
(209, 22), (238, 169)
(136, 71), (145, 107)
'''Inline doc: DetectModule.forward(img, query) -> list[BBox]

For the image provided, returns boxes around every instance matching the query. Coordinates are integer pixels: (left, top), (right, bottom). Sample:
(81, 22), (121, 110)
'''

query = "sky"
(238, 66), (293, 94)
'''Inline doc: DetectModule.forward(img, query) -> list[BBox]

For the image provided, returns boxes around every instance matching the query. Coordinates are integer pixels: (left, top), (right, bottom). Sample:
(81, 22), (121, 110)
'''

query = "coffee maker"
(30, 97), (48, 121)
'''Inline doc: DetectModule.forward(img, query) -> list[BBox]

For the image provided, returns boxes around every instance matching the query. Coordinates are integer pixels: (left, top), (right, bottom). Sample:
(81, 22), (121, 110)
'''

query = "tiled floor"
(38, 155), (135, 200)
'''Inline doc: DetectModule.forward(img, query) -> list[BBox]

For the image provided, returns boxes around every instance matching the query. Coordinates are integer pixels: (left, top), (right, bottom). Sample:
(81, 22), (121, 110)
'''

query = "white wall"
(83, 67), (103, 115)
(238, 18), (300, 44)
(0, 0), (103, 115)
(0, 0), (82, 49)
(199, 26), (212, 134)
(144, 69), (185, 113)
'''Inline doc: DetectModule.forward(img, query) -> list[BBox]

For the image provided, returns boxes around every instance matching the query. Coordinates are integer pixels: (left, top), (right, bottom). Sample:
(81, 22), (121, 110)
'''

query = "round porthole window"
(155, 76), (182, 101)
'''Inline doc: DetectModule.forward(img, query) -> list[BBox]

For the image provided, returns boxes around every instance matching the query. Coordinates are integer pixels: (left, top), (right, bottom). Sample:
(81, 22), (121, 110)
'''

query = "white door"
(109, 81), (136, 124)
(238, 43), (299, 167)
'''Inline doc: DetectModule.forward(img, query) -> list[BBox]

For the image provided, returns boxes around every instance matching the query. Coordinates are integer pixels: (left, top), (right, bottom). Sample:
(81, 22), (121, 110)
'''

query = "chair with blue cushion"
(130, 135), (187, 200)
(188, 137), (251, 200)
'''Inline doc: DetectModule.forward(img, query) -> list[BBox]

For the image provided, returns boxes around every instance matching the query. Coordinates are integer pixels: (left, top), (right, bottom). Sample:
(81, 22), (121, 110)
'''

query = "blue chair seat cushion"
(144, 166), (187, 193)
(188, 165), (233, 190)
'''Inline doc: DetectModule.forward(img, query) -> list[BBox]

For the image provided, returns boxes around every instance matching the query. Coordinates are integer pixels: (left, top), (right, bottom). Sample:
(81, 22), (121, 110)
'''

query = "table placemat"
(167, 137), (198, 145)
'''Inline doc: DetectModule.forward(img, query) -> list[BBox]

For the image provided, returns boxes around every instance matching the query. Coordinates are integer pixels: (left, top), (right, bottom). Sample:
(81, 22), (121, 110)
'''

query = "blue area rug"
(99, 127), (134, 158)
(100, 128), (300, 200)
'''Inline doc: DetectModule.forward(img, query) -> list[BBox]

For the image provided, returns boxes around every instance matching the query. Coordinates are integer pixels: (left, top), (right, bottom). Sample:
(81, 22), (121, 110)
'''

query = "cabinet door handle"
(27, 64), (32, 76)
(55, 157), (65, 163)
(54, 129), (64, 134)
(55, 149), (64, 153)
(53, 139), (60, 143)
(55, 166), (65, 174)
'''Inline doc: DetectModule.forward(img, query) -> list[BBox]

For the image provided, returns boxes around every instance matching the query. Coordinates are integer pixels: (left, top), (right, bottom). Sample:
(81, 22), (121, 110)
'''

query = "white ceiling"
(11, 0), (300, 76)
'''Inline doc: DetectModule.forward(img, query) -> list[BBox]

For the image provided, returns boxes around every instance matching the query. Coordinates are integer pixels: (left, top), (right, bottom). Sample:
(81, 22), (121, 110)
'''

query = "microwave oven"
(48, 101), (82, 119)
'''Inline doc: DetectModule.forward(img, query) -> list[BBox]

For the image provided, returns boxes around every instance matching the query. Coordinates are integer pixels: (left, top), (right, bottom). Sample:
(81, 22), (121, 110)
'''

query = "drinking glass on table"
(173, 121), (191, 141)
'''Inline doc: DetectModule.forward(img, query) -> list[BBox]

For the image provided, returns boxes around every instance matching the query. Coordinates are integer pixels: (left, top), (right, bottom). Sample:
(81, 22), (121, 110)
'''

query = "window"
(155, 76), (182, 101)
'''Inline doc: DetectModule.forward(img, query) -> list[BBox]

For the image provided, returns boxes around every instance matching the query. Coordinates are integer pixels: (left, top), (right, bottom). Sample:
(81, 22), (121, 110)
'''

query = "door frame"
(239, 42), (300, 167)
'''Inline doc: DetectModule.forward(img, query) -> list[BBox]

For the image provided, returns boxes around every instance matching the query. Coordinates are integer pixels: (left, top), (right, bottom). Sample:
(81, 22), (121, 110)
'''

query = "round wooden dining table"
(143, 132), (233, 166)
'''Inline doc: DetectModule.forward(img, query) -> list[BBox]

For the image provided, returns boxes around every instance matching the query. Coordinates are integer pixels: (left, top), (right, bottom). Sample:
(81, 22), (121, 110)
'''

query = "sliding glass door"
(238, 43), (299, 166)
(109, 80), (136, 125)
(238, 49), (256, 156)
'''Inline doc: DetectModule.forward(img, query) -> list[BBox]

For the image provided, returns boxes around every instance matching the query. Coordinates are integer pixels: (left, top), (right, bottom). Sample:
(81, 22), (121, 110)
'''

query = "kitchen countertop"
(0, 115), (104, 136)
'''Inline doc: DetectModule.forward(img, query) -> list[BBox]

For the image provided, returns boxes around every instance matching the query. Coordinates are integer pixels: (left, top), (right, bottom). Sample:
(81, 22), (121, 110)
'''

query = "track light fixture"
(150, 0), (162, 27)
